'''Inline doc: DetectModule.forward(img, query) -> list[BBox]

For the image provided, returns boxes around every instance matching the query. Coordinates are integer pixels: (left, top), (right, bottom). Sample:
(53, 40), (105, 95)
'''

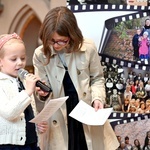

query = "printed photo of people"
(115, 123), (150, 150)
(101, 60), (150, 149)
(102, 61), (150, 113)
(102, 17), (150, 66)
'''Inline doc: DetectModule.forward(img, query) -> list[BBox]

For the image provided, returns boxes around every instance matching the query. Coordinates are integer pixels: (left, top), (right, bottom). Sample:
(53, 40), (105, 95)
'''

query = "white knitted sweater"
(0, 72), (33, 145)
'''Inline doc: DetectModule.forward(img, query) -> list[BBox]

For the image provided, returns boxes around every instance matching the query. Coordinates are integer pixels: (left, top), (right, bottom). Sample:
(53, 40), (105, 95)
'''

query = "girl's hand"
(37, 121), (48, 134)
(25, 74), (40, 96)
(92, 100), (104, 111)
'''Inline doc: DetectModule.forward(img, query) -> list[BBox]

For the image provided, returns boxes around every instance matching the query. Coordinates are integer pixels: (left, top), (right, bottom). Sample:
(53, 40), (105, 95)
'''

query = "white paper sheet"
(69, 100), (113, 126)
(30, 96), (69, 124)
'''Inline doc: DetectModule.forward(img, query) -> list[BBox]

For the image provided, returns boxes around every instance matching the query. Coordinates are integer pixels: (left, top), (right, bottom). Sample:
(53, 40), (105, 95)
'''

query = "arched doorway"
(9, 4), (41, 72)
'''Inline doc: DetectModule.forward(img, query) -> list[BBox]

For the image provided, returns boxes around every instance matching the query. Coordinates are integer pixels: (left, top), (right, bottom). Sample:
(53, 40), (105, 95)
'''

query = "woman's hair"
(143, 131), (150, 149)
(39, 6), (83, 63)
(145, 18), (150, 23)
(134, 139), (141, 150)
(143, 31), (149, 36)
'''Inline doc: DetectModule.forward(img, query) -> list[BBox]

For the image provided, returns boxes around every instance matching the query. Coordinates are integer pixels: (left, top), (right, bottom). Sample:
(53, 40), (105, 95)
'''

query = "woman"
(132, 139), (143, 150)
(122, 95), (130, 113)
(145, 80), (150, 99)
(143, 131), (150, 150)
(138, 31), (149, 64)
(109, 89), (122, 111)
(135, 81), (147, 102)
(33, 6), (119, 150)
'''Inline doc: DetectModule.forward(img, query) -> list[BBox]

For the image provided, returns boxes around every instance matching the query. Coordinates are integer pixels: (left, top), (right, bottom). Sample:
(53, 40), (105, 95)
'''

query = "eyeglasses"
(49, 39), (69, 46)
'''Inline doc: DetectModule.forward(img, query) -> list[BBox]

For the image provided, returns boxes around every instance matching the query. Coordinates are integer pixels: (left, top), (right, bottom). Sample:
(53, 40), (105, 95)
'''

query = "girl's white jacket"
(0, 72), (35, 145)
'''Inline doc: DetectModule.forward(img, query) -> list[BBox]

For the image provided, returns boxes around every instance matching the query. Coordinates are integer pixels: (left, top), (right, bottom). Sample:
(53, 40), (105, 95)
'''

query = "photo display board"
(67, 0), (150, 147)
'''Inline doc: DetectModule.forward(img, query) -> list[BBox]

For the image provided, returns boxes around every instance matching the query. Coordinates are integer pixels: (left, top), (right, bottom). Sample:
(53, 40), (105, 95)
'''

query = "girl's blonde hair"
(0, 33), (23, 58)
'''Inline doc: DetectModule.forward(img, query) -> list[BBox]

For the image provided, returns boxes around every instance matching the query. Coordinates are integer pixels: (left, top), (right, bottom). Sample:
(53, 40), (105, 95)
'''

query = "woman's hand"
(37, 121), (48, 134)
(36, 86), (50, 97)
(92, 100), (104, 111)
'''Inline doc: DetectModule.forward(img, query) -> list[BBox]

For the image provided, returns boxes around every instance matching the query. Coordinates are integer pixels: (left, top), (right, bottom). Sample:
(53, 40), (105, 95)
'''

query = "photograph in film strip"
(67, 1), (150, 147)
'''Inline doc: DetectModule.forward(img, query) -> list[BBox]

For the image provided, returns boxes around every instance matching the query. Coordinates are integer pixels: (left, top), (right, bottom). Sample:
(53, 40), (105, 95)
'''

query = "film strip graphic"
(68, 4), (150, 71)
(100, 53), (150, 71)
(68, 4), (150, 127)
(100, 10), (150, 51)
(68, 4), (150, 12)
(109, 111), (150, 129)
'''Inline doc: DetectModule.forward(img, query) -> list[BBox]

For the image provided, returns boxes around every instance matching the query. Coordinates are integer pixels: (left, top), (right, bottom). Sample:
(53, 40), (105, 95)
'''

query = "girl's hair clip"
(0, 32), (21, 49)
